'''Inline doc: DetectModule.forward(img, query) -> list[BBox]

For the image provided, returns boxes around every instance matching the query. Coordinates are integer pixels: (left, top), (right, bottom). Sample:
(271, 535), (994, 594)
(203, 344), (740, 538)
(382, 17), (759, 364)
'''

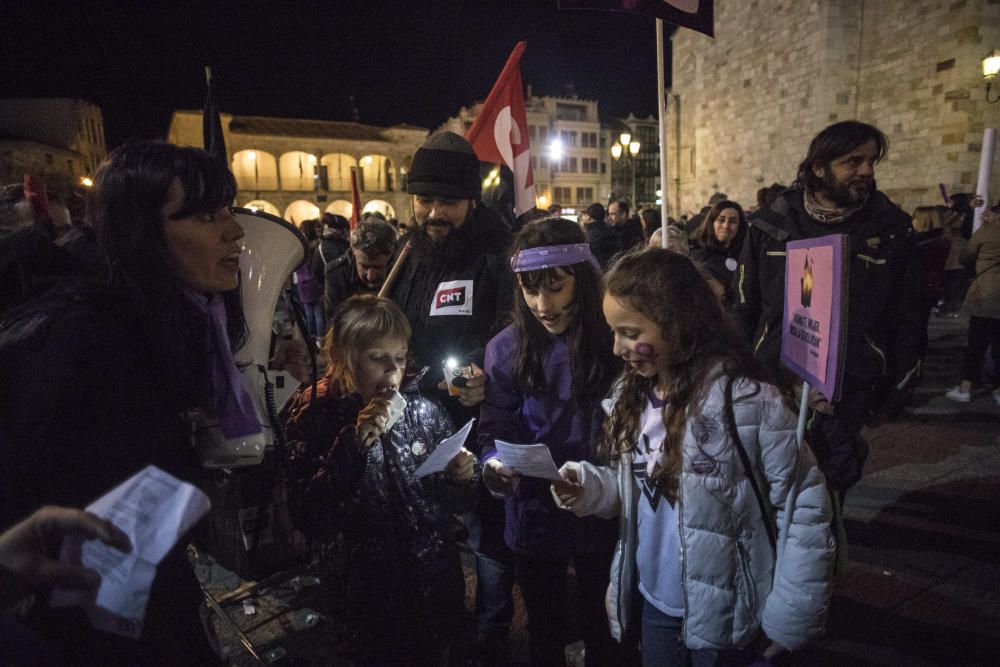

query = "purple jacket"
(294, 263), (322, 305)
(480, 324), (617, 556)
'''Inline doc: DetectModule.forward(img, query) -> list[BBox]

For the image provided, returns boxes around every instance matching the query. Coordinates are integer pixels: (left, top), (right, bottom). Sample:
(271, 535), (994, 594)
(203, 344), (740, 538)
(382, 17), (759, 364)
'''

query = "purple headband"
(510, 243), (600, 273)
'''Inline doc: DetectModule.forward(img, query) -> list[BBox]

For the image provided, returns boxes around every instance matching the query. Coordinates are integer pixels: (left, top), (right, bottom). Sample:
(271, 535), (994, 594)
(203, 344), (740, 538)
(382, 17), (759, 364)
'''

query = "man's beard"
(408, 210), (475, 268)
(820, 170), (875, 208)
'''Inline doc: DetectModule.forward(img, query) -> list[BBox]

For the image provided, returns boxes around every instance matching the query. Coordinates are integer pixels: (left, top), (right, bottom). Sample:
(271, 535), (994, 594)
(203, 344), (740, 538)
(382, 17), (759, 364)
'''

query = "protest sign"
(780, 234), (849, 401)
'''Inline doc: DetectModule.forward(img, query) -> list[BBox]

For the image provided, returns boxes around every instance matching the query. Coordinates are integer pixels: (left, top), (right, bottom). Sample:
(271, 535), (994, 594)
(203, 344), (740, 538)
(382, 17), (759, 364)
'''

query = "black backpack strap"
(723, 376), (777, 552)
(748, 210), (792, 243)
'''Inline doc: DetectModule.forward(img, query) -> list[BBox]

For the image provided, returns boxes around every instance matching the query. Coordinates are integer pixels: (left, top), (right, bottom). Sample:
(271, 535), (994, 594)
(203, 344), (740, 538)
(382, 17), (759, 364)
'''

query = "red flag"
(559, 0), (714, 38)
(350, 166), (363, 230)
(466, 41), (536, 216)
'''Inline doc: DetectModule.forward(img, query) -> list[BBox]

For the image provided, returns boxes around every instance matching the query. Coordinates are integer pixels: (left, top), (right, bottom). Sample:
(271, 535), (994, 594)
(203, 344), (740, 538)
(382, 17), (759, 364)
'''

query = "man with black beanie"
(389, 131), (513, 401)
(388, 130), (515, 663)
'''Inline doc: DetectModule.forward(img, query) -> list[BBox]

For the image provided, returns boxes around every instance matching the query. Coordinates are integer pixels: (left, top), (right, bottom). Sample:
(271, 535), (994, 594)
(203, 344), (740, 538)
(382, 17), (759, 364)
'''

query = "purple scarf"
(186, 291), (262, 439)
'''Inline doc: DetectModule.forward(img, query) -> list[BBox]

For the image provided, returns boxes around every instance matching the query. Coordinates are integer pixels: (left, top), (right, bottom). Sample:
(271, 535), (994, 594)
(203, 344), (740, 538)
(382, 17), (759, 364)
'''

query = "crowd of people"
(0, 118), (996, 666)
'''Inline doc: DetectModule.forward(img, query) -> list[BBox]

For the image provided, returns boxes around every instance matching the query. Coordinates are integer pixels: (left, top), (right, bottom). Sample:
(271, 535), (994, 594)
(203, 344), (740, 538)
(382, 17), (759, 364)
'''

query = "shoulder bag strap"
(974, 260), (1000, 279)
(723, 376), (777, 552)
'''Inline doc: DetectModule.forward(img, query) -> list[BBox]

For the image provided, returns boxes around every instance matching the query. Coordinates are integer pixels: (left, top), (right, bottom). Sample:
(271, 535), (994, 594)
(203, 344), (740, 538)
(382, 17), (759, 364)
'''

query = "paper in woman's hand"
(50, 465), (211, 639)
(414, 419), (476, 478)
(494, 441), (563, 481)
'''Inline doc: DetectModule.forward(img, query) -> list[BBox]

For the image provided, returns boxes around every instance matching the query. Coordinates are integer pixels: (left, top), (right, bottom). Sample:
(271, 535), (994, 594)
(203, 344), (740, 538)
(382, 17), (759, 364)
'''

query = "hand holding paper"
(0, 507), (131, 612)
(494, 441), (562, 481)
(484, 459), (520, 496)
(414, 419), (476, 478)
(50, 466), (211, 640)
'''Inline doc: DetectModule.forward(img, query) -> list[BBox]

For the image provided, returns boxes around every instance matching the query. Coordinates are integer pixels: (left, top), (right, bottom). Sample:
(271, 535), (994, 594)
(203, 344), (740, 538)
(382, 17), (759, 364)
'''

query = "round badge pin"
(411, 441), (427, 456)
(725, 258), (738, 272)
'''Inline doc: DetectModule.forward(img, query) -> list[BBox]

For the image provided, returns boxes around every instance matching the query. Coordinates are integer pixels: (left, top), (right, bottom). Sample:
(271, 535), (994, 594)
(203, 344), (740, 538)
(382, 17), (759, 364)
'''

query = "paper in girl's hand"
(414, 419), (475, 478)
(50, 466), (211, 640)
(494, 441), (563, 481)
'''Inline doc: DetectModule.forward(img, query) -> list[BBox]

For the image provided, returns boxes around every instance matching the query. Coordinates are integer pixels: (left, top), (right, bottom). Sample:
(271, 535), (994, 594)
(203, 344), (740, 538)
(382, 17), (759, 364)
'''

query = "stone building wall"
(667, 0), (1000, 217)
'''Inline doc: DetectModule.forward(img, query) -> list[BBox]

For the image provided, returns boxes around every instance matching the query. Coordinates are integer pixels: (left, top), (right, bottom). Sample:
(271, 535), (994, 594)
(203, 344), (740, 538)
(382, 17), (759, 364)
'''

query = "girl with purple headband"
(478, 217), (622, 665)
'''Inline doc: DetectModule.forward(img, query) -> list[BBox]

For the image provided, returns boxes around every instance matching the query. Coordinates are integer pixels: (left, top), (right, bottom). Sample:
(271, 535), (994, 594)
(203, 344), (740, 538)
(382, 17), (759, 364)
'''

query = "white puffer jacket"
(562, 374), (834, 651)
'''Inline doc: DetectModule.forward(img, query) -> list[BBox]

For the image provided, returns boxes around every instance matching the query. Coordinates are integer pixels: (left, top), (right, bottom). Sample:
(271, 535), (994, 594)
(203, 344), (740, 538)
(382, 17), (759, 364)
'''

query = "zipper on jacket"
(616, 460), (628, 636)
(735, 541), (757, 616)
(896, 362), (919, 390)
(864, 333), (887, 375)
(857, 253), (887, 266)
(738, 263), (746, 304)
(754, 323), (769, 354)
(678, 476), (690, 645)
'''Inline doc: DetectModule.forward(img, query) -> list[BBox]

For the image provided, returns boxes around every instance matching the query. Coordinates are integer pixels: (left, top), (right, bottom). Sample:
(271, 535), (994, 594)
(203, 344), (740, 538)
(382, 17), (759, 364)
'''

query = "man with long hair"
(734, 120), (922, 496)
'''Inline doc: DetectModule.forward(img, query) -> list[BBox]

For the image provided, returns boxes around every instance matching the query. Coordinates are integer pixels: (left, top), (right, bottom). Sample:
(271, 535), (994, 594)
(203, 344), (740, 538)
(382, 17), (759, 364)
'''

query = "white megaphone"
(196, 207), (308, 468)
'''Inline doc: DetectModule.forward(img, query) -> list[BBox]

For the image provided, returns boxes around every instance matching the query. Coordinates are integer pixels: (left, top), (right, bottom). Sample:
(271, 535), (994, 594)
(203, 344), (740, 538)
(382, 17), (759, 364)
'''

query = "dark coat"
(619, 216), (646, 252)
(734, 188), (922, 424)
(282, 377), (478, 662)
(322, 249), (375, 318)
(389, 205), (513, 376)
(0, 283), (217, 664)
(585, 219), (622, 270)
(691, 242), (742, 304)
(310, 234), (349, 279)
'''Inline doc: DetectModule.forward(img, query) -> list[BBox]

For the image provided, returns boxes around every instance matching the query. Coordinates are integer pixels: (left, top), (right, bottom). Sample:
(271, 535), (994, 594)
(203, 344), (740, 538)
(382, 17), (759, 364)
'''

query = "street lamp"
(612, 138), (641, 205)
(984, 49), (1000, 103)
(549, 138), (564, 163)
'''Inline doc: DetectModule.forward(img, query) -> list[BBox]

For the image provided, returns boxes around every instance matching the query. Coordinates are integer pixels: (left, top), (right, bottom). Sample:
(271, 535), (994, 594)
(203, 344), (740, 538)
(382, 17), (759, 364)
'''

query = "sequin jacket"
(282, 376), (479, 659)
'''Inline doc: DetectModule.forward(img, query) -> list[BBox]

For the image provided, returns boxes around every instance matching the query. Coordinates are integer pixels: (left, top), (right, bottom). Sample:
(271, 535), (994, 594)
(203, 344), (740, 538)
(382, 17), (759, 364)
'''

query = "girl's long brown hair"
(601, 247), (766, 502)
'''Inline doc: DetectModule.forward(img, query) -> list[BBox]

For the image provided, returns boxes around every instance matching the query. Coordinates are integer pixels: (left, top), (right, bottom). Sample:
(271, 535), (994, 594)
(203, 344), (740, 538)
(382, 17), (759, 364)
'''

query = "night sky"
(5, 1), (670, 149)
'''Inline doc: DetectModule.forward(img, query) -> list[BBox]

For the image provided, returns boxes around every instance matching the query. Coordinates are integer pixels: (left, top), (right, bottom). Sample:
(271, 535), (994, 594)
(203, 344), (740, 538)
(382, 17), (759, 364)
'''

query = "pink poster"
(780, 234), (848, 401)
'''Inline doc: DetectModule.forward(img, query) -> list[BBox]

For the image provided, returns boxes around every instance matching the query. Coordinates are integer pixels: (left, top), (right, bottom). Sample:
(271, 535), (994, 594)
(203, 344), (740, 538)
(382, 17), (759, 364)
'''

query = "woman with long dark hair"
(0, 140), (250, 663)
(554, 248), (834, 665)
(479, 217), (620, 665)
(690, 199), (747, 303)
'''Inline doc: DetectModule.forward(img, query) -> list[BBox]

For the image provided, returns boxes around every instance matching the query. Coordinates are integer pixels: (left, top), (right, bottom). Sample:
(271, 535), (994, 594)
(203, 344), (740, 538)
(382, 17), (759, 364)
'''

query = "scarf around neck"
(184, 290), (262, 439)
(803, 190), (867, 225)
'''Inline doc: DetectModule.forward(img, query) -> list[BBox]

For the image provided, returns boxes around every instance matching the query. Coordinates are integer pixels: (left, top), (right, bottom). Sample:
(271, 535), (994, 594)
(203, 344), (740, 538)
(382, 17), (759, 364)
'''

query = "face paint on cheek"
(635, 342), (659, 361)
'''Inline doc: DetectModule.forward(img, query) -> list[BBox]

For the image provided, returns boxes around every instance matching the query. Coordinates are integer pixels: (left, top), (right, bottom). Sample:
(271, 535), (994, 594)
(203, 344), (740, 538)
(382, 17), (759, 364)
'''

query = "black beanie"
(407, 131), (481, 199)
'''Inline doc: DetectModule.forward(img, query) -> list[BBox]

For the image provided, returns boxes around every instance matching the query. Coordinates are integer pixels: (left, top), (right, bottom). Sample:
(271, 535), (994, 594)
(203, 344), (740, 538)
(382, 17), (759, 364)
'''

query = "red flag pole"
(350, 166), (363, 230)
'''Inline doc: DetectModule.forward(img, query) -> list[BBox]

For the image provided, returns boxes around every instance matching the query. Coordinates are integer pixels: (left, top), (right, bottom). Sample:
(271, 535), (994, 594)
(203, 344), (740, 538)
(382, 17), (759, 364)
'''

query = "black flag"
(203, 67), (228, 163)
(559, 0), (714, 38)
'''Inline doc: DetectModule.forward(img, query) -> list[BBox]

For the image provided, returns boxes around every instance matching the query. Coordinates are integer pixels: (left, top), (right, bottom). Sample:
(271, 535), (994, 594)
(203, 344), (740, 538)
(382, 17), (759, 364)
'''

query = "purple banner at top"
(780, 234), (849, 401)
(559, 0), (714, 37)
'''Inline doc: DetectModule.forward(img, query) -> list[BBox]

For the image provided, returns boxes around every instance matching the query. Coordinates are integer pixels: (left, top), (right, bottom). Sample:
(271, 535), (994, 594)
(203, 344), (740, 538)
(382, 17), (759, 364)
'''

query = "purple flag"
(559, 0), (714, 37)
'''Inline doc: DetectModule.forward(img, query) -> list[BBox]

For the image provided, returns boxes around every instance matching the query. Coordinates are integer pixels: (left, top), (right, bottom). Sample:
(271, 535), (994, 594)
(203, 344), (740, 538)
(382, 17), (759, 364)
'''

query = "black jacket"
(691, 242), (742, 304)
(620, 216), (646, 252)
(311, 234), (349, 280)
(585, 219), (622, 270)
(0, 283), (217, 664)
(734, 188), (922, 415)
(282, 377), (478, 662)
(322, 249), (375, 318)
(390, 205), (513, 377)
